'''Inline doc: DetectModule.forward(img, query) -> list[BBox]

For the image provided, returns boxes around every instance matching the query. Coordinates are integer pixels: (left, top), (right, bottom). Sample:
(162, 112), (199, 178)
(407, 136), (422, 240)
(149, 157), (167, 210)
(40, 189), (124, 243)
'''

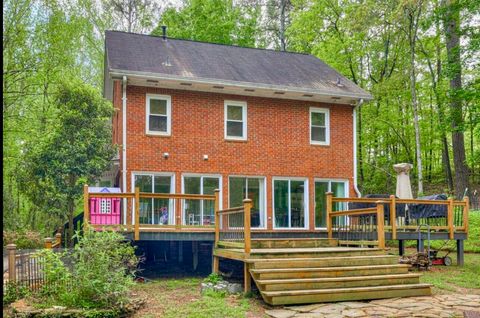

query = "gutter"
(122, 76), (127, 224)
(353, 99), (364, 197)
(109, 69), (373, 101)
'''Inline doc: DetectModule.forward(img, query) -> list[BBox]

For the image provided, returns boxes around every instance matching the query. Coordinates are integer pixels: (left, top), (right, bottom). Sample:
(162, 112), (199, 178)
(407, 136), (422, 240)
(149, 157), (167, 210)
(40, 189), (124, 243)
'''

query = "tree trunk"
(279, 0), (286, 51)
(408, 12), (423, 195)
(68, 196), (75, 247)
(443, 0), (469, 198)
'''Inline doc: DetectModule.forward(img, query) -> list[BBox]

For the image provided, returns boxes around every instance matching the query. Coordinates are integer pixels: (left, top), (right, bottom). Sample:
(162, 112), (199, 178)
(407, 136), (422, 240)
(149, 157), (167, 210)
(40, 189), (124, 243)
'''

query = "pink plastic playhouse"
(88, 187), (121, 225)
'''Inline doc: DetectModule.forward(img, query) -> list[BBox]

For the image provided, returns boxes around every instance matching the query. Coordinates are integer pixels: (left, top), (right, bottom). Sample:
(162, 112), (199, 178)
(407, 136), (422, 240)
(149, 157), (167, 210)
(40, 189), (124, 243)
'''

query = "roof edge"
(109, 69), (374, 101)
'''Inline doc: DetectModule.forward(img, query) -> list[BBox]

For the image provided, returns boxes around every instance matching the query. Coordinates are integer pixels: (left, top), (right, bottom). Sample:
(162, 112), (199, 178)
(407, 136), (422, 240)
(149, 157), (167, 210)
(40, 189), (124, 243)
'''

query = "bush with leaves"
(3, 281), (29, 305)
(32, 229), (138, 309)
(72, 229), (138, 308)
(3, 230), (44, 249)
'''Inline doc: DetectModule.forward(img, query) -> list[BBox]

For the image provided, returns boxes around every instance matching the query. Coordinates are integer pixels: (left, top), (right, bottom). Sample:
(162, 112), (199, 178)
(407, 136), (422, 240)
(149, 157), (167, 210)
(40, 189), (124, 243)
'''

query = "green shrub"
(204, 273), (223, 284)
(32, 229), (138, 309)
(36, 249), (72, 302)
(3, 281), (29, 305)
(71, 229), (138, 308)
(3, 230), (44, 249)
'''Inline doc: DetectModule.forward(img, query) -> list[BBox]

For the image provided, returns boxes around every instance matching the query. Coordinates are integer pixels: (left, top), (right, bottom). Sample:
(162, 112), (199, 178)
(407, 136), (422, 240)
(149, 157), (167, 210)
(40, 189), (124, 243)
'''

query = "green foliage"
(3, 230), (44, 249)
(71, 229), (138, 308)
(288, 0), (479, 196)
(32, 230), (138, 309)
(19, 81), (115, 243)
(3, 281), (29, 305)
(204, 273), (223, 284)
(152, 0), (261, 47)
(36, 249), (72, 301)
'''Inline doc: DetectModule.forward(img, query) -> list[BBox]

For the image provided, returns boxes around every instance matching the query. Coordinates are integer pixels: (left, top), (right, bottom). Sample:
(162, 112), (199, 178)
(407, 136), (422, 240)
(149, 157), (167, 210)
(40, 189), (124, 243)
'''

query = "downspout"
(122, 76), (127, 224)
(353, 99), (364, 197)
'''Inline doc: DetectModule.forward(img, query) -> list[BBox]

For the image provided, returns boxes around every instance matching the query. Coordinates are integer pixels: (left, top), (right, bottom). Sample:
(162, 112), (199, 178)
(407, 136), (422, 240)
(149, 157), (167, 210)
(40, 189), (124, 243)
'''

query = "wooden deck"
(214, 238), (432, 305)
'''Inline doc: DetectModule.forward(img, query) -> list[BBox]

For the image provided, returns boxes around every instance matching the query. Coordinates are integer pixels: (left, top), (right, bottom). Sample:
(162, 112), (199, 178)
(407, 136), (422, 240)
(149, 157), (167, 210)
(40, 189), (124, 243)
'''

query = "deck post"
(44, 238), (52, 249)
(463, 196), (469, 233)
(417, 239), (424, 252)
(448, 197), (454, 240)
(376, 201), (385, 249)
(244, 263), (251, 293)
(214, 189), (220, 247)
(175, 198), (181, 230)
(243, 199), (252, 255)
(326, 192), (333, 239)
(398, 240), (405, 256)
(389, 195), (397, 240)
(7, 244), (16, 283)
(134, 187), (140, 241)
(55, 233), (62, 247)
(213, 256), (219, 274)
(83, 184), (89, 232)
(456, 240), (464, 266)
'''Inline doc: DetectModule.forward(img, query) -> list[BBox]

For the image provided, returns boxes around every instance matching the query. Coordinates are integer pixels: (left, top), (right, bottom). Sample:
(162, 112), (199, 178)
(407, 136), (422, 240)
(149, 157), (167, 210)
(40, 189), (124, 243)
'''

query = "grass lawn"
(131, 277), (268, 318)
(419, 251), (480, 294)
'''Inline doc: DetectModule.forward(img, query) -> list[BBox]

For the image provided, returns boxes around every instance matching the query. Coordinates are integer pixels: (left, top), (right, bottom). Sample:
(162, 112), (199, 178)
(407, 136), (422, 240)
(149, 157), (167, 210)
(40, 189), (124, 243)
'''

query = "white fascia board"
(109, 69), (374, 101)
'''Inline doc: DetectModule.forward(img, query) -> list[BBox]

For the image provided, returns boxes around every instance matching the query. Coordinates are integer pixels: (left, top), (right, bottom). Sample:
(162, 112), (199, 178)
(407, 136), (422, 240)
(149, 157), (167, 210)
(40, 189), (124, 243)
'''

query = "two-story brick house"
(103, 30), (372, 238)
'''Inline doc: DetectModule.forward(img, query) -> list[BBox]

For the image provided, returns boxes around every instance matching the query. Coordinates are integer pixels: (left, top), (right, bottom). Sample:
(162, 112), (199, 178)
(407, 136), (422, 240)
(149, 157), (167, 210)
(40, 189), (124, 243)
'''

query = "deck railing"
(327, 193), (469, 247)
(327, 197), (386, 248)
(83, 185), (219, 240)
(214, 198), (252, 254)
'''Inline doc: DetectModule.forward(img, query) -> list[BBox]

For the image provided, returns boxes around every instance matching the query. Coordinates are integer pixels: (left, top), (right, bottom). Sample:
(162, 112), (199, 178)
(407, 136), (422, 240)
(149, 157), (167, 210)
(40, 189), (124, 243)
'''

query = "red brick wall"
(113, 84), (355, 231)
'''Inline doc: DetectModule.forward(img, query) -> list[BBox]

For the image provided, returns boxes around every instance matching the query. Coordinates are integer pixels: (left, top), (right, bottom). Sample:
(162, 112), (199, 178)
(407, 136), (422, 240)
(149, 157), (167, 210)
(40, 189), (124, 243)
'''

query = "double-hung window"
(183, 175), (221, 226)
(310, 107), (329, 145)
(224, 101), (247, 140)
(146, 94), (171, 135)
(314, 179), (348, 228)
(273, 178), (308, 229)
(229, 177), (266, 228)
(133, 173), (175, 225)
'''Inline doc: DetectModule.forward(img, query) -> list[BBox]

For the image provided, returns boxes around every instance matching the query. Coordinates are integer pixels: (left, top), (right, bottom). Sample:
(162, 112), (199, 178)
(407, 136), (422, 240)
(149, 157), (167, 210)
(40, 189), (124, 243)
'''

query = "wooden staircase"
(244, 238), (431, 305)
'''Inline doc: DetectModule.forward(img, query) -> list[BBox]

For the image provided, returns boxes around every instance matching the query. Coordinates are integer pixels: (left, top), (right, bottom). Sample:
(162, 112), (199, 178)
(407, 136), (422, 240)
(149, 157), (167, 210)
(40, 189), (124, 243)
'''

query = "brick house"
(103, 30), (372, 237)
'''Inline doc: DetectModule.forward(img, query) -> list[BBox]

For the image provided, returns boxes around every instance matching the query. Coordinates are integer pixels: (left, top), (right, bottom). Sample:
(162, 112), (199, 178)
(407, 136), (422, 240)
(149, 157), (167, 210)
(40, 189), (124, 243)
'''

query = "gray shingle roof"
(105, 31), (371, 100)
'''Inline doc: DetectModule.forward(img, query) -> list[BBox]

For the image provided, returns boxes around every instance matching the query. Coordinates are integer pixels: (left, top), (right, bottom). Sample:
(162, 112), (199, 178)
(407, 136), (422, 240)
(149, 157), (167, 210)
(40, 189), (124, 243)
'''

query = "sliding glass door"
(228, 177), (266, 228)
(314, 179), (348, 228)
(133, 173), (174, 225)
(273, 178), (308, 229)
(183, 175), (220, 226)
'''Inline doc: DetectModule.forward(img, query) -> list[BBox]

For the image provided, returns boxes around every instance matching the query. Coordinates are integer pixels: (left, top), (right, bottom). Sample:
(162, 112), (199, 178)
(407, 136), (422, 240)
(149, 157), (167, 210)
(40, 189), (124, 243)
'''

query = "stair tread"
(251, 264), (409, 273)
(256, 273), (422, 284)
(247, 247), (383, 254)
(252, 238), (333, 241)
(246, 254), (398, 263)
(262, 284), (432, 297)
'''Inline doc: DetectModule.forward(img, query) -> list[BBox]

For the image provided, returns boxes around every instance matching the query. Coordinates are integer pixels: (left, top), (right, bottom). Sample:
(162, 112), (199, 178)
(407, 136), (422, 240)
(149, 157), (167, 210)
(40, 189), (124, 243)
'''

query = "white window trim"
(227, 175), (267, 229)
(145, 94), (172, 136)
(310, 107), (330, 145)
(224, 100), (247, 140)
(131, 172), (176, 225)
(272, 177), (309, 230)
(313, 178), (349, 230)
(181, 173), (223, 226)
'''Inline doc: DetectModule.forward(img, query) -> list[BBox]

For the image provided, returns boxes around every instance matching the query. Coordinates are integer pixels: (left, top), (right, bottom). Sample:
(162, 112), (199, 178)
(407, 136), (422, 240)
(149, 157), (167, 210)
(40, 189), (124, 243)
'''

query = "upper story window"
(310, 107), (330, 145)
(146, 94), (171, 136)
(224, 101), (247, 140)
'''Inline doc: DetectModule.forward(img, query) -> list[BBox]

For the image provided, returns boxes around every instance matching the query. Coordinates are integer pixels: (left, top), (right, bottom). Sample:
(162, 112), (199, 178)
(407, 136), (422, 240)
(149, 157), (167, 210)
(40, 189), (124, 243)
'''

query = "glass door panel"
(202, 177), (219, 225)
(315, 181), (329, 228)
(290, 181), (305, 228)
(274, 180), (289, 228)
(135, 175), (153, 224)
(184, 177), (201, 226)
(154, 176), (172, 225)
